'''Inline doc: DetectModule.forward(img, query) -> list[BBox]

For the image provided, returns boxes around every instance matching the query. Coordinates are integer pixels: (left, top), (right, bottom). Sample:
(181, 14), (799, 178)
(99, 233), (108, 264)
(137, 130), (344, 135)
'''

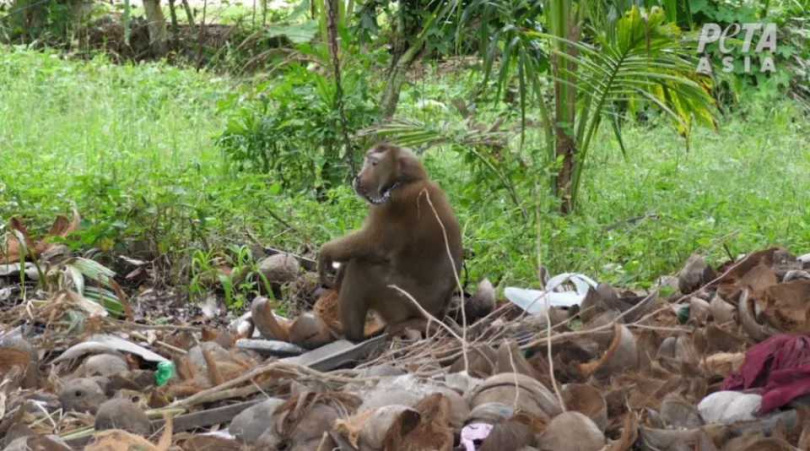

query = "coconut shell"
(738, 289), (779, 342)
(468, 373), (561, 421)
(538, 412), (604, 451)
(289, 313), (334, 349)
(561, 384), (607, 431)
(579, 324), (638, 379)
(709, 294), (736, 324)
(250, 296), (291, 341)
(259, 253), (300, 285)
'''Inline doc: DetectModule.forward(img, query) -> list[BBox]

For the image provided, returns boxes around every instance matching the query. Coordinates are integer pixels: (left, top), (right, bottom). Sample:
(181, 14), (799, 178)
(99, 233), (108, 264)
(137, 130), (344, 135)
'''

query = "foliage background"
(0, 0), (808, 306)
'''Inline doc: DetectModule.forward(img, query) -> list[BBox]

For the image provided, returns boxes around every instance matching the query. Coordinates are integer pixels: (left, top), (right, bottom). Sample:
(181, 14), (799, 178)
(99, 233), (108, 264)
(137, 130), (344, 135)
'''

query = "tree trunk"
(168, 0), (179, 41)
(380, 44), (421, 120)
(325, 0), (356, 177)
(181, 0), (196, 31)
(549, 0), (580, 214)
(552, 47), (577, 214)
(379, 0), (428, 120)
(142, 0), (168, 56)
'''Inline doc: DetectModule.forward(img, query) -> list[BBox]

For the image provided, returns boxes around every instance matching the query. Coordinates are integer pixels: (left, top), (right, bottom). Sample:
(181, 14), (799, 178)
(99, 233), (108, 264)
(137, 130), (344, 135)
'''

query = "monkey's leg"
(337, 261), (373, 342)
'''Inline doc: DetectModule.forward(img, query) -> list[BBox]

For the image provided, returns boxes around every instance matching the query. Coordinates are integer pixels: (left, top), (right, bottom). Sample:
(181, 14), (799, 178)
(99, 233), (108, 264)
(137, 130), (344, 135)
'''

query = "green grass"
(1, 48), (808, 296)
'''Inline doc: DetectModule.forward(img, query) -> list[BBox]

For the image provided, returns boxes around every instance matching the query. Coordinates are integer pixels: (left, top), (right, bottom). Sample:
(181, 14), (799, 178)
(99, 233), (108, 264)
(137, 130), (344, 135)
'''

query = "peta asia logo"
(696, 23), (777, 74)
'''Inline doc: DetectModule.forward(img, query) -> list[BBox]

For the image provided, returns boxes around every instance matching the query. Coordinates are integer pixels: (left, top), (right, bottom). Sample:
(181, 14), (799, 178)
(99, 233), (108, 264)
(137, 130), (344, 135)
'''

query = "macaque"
(318, 143), (463, 341)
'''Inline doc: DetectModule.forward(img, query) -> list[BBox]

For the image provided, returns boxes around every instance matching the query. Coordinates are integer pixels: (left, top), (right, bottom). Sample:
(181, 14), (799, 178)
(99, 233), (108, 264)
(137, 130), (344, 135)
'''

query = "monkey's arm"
(318, 231), (389, 286)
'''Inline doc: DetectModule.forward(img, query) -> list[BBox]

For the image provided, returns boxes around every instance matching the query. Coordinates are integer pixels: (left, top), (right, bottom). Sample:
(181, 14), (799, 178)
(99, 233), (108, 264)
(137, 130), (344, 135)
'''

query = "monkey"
(317, 143), (463, 342)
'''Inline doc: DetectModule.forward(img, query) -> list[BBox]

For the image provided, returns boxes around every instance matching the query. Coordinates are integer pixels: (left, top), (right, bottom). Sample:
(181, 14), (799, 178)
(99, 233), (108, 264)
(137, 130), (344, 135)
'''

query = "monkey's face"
(354, 146), (400, 205)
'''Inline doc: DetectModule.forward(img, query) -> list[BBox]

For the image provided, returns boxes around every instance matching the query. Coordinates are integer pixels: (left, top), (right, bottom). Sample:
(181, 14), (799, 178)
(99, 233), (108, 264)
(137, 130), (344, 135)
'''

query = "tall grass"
(1, 48), (808, 292)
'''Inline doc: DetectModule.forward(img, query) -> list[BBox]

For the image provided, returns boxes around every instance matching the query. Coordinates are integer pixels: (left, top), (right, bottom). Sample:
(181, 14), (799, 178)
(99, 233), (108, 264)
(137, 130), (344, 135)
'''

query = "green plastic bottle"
(155, 361), (176, 386)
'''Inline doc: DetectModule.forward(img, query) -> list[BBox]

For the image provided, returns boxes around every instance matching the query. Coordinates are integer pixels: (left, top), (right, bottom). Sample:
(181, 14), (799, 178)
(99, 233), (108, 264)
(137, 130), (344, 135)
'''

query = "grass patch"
(1, 48), (808, 297)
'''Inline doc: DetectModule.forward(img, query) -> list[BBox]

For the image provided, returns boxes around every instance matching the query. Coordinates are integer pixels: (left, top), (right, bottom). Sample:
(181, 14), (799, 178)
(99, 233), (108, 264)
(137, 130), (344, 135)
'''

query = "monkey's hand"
(318, 232), (388, 287)
(318, 244), (336, 288)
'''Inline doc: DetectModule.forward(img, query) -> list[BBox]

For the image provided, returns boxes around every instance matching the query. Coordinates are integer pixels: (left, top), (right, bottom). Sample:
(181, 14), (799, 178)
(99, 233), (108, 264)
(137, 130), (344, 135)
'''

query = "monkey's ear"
(397, 149), (427, 182)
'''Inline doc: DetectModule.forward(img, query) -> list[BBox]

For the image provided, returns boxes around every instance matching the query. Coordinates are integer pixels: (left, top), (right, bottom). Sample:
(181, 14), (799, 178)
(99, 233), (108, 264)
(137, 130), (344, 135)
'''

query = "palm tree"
(376, 0), (717, 214)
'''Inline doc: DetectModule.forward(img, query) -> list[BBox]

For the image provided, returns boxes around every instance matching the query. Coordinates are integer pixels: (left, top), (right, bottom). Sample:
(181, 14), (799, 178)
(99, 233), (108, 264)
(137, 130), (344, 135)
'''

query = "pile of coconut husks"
(2, 239), (810, 450)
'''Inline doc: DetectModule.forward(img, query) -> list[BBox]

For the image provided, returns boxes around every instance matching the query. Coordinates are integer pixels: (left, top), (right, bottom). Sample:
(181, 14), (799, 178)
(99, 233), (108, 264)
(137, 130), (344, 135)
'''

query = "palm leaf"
(362, 118), (508, 150)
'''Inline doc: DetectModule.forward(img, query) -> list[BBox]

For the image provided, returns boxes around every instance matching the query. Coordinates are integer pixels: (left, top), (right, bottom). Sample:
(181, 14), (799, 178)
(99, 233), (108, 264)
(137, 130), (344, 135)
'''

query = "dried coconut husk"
(251, 296), (291, 341)
(700, 352), (745, 378)
(758, 280), (810, 334)
(579, 324), (638, 379)
(457, 278), (496, 324)
(468, 373), (562, 421)
(738, 289), (779, 342)
(710, 294), (736, 324)
(679, 254), (715, 295)
(313, 289), (343, 334)
(739, 263), (779, 296)
(635, 329), (665, 373)
(721, 435), (794, 451)
(689, 297), (712, 325)
(275, 392), (362, 448)
(478, 412), (547, 451)
(715, 248), (780, 301)
(0, 345), (36, 390)
(606, 413), (639, 451)
(561, 384), (608, 431)
(538, 411), (605, 451)
(1, 210), (80, 264)
(638, 426), (709, 451)
(466, 402), (514, 424)
(495, 339), (539, 379)
(86, 414), (172, 451)
(289, 313), (335, 349)
(529, 339), (600, 385)
(693, 324), (747, 355)
(259, 253), (300, 285)
(582, 310), (621, 348)
(674, 334), (700, 366)
(334, 405), (420, 450)
(702, 409), (797, 446)
(616, 373), (705, 412)
(312, 289), (387, 338)
(659, 394), (702, 429)
(656, 336), (677, 360)
(382, 393), (454, 451)
(450, 344), (497, 378)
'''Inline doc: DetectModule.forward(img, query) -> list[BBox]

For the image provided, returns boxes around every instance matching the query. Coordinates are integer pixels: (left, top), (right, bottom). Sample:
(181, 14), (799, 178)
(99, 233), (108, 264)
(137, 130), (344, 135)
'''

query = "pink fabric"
(723, 334), (810, 413)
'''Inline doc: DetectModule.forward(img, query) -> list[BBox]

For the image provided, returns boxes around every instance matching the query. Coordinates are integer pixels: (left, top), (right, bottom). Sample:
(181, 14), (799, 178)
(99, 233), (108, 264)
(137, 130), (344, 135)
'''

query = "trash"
(504, 273), (598, 315)
(460, 423), (494, 451)
(698, 391), (762, 424)
(723, 334), (810, 413)
(235, 338), (306, 356)
(280, 334), (388, 371)
(155, 361), (176, 386)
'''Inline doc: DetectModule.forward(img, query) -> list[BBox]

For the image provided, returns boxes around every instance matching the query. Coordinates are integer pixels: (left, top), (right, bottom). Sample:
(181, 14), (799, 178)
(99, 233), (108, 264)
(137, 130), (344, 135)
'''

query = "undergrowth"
(1, 48), (808, 298)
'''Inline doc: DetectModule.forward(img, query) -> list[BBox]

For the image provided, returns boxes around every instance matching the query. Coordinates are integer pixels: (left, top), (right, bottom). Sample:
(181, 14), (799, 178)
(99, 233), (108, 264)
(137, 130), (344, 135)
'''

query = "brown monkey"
(317, 143), (463, 341)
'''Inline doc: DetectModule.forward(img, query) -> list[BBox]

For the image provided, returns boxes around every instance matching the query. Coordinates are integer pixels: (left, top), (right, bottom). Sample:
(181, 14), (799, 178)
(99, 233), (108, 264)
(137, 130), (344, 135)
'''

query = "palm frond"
(360, 118), (508, 150)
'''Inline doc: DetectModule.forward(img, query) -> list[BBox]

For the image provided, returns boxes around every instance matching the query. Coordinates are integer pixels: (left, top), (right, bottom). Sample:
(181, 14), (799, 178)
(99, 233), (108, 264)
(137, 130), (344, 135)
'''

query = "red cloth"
(722, 334), (810, 413)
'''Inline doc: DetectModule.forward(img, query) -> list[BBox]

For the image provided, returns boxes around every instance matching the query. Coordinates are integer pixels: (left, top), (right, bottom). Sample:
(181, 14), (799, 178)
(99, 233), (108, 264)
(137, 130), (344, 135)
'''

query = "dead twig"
(171, 362), (383, 408)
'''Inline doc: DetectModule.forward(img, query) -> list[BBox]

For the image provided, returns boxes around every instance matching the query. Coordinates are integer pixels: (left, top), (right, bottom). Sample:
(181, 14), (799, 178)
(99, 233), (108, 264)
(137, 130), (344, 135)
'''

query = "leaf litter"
(2, 217), (810, 450)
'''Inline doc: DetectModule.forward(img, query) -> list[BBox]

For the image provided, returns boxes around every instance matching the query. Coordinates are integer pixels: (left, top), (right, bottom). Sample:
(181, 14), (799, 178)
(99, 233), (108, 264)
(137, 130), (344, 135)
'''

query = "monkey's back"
(381, 180), (463, 317)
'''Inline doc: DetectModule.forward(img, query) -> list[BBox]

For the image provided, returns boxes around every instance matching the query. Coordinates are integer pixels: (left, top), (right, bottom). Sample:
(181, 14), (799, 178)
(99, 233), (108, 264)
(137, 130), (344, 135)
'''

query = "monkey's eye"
(371, 160), (378, 166)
